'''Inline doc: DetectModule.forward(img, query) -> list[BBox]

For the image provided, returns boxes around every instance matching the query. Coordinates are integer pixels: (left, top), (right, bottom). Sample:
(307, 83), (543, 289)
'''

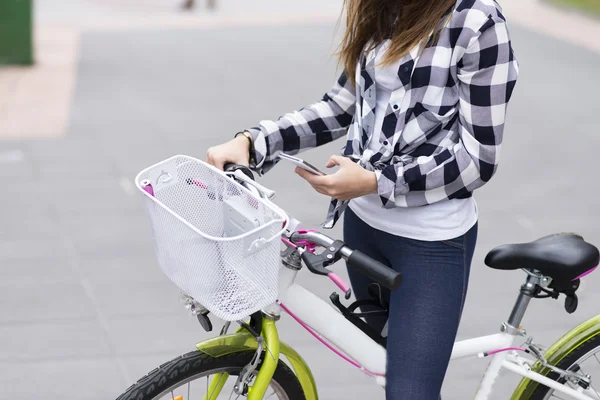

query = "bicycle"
(119, 155), (600, 400)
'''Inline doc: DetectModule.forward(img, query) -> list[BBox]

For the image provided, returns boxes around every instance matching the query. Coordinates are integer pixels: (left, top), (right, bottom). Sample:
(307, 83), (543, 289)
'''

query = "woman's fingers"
(206, 149), (224, 170)
(295, 167), (329, 185)
(312, 185), (330, 196)
(295, 167), (336, 195)
(206, 136), (251, 171)
(326, 155), (351, 168)
(206, 149), (215, 166)
(294, 155), (373, 201)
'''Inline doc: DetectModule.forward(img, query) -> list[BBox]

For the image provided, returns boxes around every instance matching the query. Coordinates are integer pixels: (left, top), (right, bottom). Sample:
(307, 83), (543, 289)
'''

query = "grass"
(550, 0), (600, 16)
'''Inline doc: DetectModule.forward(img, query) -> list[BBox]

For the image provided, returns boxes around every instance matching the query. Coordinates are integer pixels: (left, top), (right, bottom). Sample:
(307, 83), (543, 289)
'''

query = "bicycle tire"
(525, 333), (600, 399)
(117, 350), (305, 400)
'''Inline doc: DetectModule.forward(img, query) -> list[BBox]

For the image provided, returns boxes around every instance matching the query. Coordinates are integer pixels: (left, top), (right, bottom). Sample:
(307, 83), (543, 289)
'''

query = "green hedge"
(550, 0), (600, 16)
(0, 0), (34, 65)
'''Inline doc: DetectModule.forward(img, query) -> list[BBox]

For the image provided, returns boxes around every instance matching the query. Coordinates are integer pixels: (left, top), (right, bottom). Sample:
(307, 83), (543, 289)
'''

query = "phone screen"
(278, 153), (326, 176)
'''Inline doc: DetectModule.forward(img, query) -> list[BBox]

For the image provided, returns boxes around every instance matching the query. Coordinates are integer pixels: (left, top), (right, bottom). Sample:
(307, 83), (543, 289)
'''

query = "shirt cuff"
(375, 165), (409, 209)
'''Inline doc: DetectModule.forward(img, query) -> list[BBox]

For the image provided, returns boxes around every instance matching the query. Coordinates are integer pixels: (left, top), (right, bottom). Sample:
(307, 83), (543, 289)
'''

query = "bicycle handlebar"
(292, 231), (402, 291)
(347, 250), (402, 290)
(222, 164), (402, 291)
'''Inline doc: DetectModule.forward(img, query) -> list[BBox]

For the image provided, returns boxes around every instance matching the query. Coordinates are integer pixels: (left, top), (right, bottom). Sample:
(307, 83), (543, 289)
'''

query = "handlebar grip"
(223, 163), (255, 180)
(347, 250), (402, 291)
(223, 163), (236, 172)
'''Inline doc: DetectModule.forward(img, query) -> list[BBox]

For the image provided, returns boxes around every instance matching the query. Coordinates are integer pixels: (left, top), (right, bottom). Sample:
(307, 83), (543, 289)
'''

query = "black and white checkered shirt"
(248, 0), (519, 228)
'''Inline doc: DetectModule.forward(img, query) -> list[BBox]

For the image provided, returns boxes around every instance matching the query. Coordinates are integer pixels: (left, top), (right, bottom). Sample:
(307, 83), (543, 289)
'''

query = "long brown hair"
(339, 0), (456, 80)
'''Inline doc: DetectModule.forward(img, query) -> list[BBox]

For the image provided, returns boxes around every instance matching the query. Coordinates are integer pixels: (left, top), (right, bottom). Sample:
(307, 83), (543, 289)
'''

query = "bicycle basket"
(135, 155), (288, 321)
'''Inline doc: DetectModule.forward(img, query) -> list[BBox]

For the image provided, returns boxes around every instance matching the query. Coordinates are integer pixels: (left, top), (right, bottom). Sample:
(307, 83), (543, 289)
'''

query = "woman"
(207, 0), (519, 398)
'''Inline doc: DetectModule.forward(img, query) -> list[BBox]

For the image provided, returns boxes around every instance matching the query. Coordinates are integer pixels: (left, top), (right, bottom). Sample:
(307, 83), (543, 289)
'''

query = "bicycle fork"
(203, 318), (281, 400)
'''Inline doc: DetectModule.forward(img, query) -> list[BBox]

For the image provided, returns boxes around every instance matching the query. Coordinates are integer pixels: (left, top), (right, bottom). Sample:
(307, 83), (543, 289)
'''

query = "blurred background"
(1, 0), (599, 399)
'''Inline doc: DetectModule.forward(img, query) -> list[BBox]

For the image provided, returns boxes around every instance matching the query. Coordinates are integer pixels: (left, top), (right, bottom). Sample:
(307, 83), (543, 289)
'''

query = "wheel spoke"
(589, 384), (600, 399)
(187, 382), (190, 400)
(208, 373), (227, 399)
(541, 345), (600, 400)
(264, 342), (276, 363)
(228, 388), (240, 400)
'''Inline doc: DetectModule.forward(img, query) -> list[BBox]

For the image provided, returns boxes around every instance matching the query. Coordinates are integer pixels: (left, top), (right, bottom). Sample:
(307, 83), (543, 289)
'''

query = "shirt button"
(393, 104), (399, 110)
(404, 66), (410, 72)
(383, 140), (389, 145)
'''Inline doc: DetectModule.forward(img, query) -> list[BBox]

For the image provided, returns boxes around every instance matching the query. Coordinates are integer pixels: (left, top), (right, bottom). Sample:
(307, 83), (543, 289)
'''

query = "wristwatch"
(235, 130), (257, 166)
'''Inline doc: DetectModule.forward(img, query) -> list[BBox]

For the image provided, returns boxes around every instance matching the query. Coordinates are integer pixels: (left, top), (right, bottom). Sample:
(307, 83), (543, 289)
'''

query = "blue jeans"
(344, 208), (478, 400)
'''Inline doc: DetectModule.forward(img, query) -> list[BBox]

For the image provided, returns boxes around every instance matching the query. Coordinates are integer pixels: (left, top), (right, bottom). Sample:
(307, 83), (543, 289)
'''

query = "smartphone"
(277, 153), (326, 176)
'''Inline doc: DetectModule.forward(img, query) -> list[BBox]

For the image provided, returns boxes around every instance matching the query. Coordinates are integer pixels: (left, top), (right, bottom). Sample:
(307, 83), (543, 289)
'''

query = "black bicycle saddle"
(485, 233), (599, 281)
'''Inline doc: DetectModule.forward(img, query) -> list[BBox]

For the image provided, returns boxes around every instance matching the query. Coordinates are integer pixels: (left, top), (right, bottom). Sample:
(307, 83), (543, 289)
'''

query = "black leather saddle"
(485, 233), (599, 282)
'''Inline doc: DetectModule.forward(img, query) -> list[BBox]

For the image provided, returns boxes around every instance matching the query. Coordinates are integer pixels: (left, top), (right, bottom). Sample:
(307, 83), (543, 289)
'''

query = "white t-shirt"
(348, 40), (478, 241)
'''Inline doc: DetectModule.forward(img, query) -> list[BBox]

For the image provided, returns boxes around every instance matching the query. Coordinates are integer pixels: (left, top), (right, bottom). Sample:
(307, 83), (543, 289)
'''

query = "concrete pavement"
(6, 0), (600, 141)
(1, 1), (600, 399)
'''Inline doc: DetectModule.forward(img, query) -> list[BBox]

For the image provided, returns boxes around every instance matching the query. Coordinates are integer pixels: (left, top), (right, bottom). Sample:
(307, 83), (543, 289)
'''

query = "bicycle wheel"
(528, 333), (600, 399)
(117, 350), (305, 400)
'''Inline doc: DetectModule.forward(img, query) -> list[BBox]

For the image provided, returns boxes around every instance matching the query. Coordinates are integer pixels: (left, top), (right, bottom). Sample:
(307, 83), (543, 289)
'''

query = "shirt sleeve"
(376, 16), (519, 208)
(247, 72), (356, 174)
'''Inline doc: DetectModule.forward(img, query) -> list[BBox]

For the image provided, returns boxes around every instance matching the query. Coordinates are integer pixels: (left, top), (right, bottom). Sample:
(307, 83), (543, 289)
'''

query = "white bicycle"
(118, 155), (600, 400)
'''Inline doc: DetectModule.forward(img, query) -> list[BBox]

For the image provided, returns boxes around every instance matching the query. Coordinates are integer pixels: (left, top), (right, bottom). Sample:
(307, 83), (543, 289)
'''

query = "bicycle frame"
(191, 172), (600, 400)
(197, 262), (599, 400)
(254, 265), (599, 400)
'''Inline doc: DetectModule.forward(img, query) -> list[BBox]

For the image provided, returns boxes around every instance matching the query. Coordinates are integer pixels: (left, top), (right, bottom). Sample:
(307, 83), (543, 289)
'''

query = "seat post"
(506, 273), (539, 330)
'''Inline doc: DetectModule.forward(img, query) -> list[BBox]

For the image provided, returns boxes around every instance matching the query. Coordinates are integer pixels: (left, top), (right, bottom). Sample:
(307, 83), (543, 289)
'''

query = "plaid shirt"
(248, 0), (519, 228)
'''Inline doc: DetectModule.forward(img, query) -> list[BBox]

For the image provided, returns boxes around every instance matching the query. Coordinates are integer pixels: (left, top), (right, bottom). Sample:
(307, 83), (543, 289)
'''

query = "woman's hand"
(295, 155), (377, 201)
(206, 135), (250, 170)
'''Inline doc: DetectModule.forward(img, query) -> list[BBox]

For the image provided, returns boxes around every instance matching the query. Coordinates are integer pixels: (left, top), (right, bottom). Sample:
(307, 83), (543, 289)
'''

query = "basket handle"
(228, 170), (276, 199)
(243, 219), (286, 257)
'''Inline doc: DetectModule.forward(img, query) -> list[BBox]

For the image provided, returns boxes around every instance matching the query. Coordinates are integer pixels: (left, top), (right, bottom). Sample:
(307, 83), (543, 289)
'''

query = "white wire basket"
(135, 155), (288, 321)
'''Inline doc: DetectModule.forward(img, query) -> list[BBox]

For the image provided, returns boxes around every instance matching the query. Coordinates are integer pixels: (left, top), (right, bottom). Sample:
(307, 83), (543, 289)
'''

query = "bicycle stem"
(291, 231), (353, 259)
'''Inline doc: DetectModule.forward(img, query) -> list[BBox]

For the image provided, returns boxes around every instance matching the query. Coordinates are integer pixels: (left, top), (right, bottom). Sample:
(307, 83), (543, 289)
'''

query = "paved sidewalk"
(3, 0), (599, 141)
(501, 0), (600, 53)
(1, 3), (341, 140)
(1, 1), (600, 399)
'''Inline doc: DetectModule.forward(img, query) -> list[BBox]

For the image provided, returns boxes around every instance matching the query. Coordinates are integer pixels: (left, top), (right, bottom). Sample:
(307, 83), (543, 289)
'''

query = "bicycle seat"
(485, 233), (599, 281)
